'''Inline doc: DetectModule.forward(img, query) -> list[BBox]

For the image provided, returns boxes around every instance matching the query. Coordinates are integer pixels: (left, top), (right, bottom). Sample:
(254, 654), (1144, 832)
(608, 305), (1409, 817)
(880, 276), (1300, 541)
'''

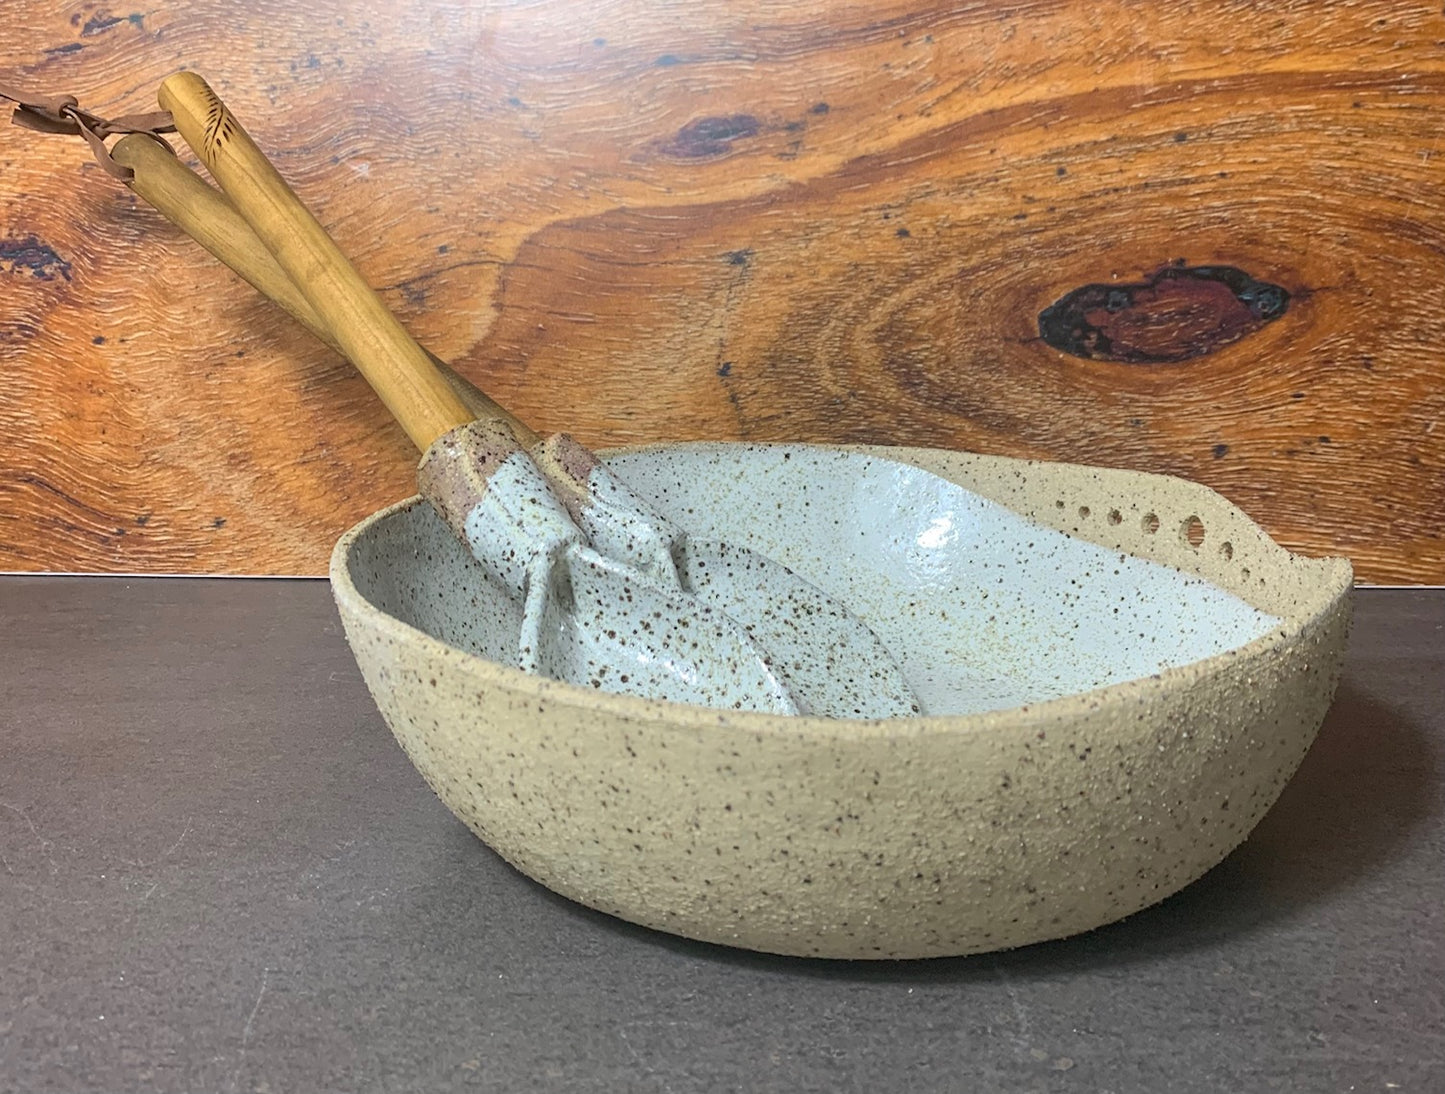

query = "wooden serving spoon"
(149, 73), (921, 719)
(110, 131), (513, 428)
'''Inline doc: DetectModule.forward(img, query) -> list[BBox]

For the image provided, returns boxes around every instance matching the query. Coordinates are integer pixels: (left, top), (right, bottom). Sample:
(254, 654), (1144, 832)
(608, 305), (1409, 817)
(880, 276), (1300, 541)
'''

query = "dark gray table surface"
(1, 578), (1441, 1093)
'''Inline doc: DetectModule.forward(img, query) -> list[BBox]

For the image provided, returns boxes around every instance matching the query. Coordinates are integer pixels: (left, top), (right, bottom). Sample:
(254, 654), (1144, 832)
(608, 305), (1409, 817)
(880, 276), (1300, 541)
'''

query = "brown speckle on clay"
(332, 443), (1352, 960)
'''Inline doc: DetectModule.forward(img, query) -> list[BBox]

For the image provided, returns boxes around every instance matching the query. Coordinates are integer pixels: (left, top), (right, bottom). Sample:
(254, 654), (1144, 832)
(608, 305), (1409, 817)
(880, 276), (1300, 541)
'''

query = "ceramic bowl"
(330, 444), (1352, 959)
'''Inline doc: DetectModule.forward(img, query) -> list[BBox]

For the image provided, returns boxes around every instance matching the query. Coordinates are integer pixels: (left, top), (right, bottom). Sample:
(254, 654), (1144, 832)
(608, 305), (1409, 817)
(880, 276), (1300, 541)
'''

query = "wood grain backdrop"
(2, 0), (1442, 581)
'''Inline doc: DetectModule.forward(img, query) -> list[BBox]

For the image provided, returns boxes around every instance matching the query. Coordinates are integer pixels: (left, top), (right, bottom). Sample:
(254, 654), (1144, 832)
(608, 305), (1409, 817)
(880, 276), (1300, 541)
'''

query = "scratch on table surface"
(990, 958), (1033, 1039)
(618, 1027), (674, 1094)
(119, 817), (193, 869)
(229, 967), (271, 1093)
(0, 800), (58, 875)
(161, 819), (193, 860)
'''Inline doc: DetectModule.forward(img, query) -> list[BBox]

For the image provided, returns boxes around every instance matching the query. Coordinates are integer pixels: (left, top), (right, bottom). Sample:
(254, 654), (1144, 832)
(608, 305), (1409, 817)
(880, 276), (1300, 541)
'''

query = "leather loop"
(0, 81), (176, 180)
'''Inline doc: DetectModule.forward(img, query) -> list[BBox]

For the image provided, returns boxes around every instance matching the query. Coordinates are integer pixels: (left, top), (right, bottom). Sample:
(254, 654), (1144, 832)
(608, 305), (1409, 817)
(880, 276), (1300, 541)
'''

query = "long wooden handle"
(157, 72), (473, 451)
(110, 133), (538, 445)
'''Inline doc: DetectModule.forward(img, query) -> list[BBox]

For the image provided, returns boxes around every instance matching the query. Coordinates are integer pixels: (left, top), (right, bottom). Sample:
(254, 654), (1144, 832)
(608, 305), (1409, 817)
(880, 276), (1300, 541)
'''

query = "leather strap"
(0, 81), (176, 180)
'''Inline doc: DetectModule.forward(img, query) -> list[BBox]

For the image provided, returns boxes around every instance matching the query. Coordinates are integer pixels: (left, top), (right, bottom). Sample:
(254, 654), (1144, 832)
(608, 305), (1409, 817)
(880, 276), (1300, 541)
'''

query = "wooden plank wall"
(1, 0), (1442, 582)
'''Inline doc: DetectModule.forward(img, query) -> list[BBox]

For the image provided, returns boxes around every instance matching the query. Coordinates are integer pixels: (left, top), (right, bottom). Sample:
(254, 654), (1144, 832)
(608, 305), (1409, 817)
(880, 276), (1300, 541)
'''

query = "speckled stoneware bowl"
(330, 444), (1352, 960)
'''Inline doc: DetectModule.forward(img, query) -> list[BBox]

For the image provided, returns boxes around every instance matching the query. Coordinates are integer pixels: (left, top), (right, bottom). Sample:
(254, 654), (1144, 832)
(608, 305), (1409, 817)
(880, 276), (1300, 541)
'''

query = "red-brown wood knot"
(659, 114), (761, 159)
(1038, 264), (1290, 363)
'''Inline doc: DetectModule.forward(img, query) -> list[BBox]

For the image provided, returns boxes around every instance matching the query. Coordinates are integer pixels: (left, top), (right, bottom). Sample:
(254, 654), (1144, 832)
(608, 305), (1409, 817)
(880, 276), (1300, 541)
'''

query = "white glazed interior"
(331, 444), (1353, 959)
(349, 445), (1280, 716)
(604, 445), (1280, 714)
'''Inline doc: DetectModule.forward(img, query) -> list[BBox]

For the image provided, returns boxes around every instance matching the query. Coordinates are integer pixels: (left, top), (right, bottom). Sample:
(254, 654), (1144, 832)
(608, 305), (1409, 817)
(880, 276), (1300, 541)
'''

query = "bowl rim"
(329, 443), (1353, 742)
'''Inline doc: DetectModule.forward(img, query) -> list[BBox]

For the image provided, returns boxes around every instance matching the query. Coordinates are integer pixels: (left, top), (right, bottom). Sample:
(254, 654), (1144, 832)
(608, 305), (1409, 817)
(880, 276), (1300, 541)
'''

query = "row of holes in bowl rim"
(1054, 498), (1235, 561)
